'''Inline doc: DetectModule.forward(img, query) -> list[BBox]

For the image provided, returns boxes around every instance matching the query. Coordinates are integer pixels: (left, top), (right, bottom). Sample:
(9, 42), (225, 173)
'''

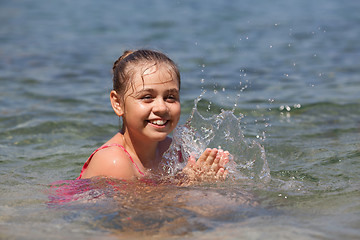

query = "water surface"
(1, 0), (360, 239)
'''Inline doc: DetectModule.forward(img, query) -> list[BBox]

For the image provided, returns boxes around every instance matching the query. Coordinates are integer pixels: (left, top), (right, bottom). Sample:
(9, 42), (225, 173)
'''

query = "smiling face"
(115, 63), (181, 142)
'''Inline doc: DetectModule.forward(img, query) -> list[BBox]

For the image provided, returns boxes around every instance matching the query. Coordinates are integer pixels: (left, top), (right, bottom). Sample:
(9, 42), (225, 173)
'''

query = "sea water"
(1, 0), (360, 239)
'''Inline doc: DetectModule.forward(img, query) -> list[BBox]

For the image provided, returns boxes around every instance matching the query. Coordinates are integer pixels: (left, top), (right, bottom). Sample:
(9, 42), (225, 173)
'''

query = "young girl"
(77, 49), (228, 182)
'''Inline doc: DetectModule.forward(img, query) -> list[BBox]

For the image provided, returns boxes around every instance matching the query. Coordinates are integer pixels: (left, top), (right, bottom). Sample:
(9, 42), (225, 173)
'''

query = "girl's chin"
(143, 123), (176, 141)
(149, 134), (168, 142)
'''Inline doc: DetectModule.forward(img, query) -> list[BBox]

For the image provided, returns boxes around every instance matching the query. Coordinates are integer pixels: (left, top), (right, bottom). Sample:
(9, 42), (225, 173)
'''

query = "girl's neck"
(121, 131), (159, 169)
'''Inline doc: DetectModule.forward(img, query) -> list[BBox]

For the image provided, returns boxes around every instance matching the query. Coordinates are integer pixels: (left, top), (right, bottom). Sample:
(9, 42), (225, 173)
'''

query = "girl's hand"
(181, 148), (229, 182)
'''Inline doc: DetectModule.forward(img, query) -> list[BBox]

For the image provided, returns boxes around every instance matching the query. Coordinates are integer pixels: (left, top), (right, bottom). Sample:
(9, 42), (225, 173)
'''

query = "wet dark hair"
(112, 49), (181, 98)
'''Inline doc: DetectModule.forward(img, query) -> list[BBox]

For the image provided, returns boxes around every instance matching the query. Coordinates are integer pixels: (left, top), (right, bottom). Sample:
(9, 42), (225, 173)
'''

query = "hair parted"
(112, 49), (180, 97)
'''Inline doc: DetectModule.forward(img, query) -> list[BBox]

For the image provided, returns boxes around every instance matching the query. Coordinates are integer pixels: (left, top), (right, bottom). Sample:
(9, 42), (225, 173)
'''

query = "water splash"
(161, 99), (270, 184)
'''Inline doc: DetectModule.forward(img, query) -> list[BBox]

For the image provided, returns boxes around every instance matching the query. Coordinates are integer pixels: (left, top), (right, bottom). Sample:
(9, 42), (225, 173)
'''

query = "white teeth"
(150, 120), (167, 126)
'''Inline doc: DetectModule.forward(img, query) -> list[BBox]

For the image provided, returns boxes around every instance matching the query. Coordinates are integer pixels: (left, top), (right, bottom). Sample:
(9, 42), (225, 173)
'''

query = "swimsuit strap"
(77, 143), (145, 179)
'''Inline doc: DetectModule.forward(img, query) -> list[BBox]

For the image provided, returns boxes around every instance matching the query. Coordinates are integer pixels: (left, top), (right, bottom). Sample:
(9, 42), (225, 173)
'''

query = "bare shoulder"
(81, 146), (138, 180)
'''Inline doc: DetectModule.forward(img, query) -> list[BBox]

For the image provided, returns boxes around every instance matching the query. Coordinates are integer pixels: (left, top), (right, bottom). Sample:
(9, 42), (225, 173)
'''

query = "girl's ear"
(110, 90), (124, 116)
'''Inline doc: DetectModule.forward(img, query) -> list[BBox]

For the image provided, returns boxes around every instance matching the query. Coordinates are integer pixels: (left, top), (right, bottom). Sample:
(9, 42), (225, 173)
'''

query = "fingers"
(197, 148), (217, 165)
(207, 149), (230, 181)
(195, 148), (218, 171)
(182, 148), (230, 182)
(210, 150), (221, 173)
(215, 167), (229, 180)
(204, 148), (218, 166)
(218, 150), (229, 167)
(216, 168), (224, 179)
(197, 148), (211, 164)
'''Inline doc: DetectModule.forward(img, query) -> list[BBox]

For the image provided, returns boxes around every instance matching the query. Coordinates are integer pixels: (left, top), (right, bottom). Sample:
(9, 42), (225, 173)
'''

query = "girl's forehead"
(133, 64), (178, 88)
(143, 64), (158, 76)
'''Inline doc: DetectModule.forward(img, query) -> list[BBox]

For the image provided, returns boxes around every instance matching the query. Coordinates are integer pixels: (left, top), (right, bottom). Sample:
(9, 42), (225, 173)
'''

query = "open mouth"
(148, 119), (168, 126)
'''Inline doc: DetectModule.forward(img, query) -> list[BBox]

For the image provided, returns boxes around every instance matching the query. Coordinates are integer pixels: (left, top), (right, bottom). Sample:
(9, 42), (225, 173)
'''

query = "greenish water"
(1, 0), (360, 239)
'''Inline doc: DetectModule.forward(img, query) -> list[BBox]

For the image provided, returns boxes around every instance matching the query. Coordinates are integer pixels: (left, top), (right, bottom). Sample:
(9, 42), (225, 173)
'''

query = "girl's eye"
(140, 95), (153, 101)
(141, 95), (152, 99)
(166, 95), (178, 102)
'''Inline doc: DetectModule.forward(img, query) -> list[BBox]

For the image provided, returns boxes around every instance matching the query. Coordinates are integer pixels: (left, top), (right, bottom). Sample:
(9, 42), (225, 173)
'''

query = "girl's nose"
(153, 98), (168, 114)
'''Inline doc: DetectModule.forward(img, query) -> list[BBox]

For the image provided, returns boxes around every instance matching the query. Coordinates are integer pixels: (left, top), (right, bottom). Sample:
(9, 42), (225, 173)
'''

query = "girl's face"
(121, 64), (181, 142)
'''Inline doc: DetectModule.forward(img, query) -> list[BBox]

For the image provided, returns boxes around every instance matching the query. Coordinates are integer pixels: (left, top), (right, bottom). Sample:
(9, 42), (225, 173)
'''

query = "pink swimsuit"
(77, 143), (145, 179)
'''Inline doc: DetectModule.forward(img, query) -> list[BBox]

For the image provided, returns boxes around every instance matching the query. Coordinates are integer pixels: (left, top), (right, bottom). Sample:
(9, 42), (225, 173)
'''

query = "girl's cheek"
(169, 102), (181, 113)
(136, 102), (150, 109)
